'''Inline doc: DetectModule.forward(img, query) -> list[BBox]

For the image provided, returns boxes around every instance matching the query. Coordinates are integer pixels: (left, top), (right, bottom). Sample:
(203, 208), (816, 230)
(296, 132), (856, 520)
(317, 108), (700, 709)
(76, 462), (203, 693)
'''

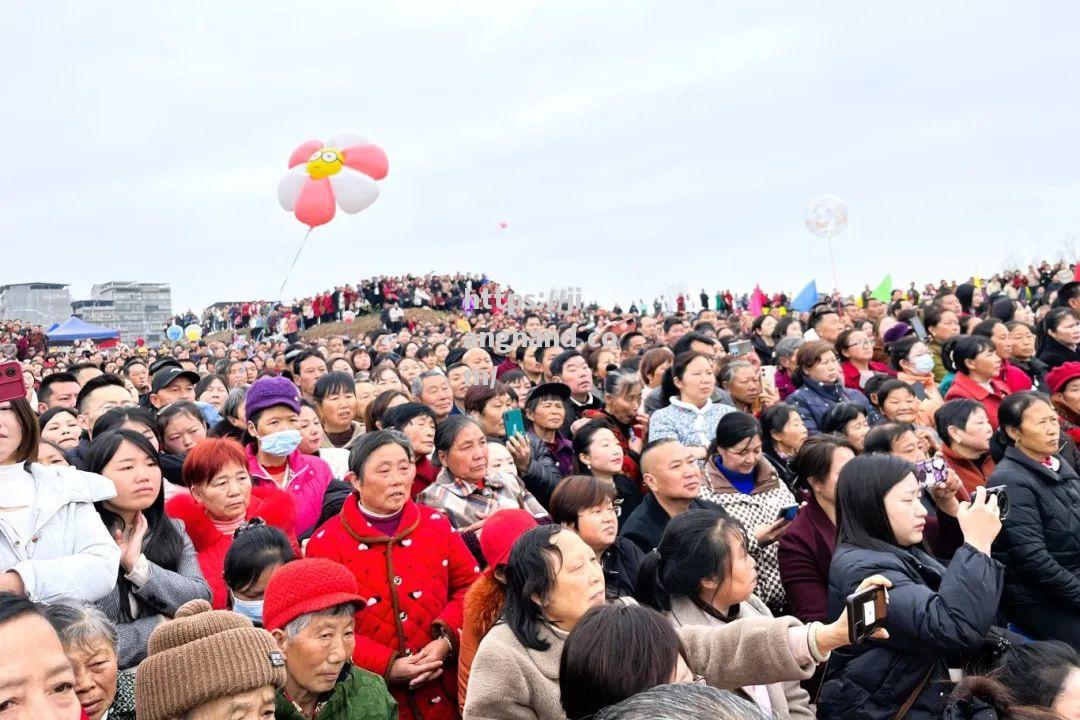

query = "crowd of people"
(2, 259), (1080, 719)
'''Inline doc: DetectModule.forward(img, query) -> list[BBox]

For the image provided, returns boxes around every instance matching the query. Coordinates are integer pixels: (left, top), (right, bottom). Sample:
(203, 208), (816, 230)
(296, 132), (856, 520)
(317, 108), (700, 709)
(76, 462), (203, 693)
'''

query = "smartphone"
(730, 339), (752, 357)
(776, 504), (799, 523)
(0, 361), (24, 404)
(910, 317), (928, 340)
(503, 408), (526, 438)
(915, 457), (948, 487)
(985, 485), (1010, 520)
(846, 585), (889, 644)
(760, 365), (778, 386)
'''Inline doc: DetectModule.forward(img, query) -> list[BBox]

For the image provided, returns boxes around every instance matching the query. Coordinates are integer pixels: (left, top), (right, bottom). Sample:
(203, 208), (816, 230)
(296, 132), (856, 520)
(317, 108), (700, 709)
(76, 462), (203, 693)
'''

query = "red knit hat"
(1046, 362), (1080, 394)
(479, 509), (539, 568)
(262, 558), (365, 632)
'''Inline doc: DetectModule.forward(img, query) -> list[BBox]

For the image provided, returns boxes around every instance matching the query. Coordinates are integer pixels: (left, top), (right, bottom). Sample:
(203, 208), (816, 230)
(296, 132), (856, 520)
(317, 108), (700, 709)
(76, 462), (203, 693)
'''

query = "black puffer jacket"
(818, 543), (1003, 720)
(990, 447), (1080, 609)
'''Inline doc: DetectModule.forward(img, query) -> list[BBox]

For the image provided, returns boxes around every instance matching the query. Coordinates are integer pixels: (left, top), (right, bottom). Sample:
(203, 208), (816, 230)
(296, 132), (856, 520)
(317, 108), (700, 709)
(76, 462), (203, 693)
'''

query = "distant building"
(0, 282), (72, 327)
(73, 282), (172, 344)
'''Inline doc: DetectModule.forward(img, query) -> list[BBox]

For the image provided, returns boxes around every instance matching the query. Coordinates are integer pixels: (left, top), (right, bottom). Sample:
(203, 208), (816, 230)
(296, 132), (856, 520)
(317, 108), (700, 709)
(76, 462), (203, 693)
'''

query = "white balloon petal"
(277, 165), (309, 211)
(804, 194), (848, 238)
(329, 166), (380, 213)
(326, 130), (367, 149)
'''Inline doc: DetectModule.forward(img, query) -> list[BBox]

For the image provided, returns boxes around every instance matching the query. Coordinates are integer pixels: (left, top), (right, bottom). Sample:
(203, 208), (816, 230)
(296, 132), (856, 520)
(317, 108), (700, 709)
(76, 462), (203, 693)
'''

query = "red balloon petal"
(294, 178), (336, 228)
(288, 140), (324, 169)
(342, 144), (389, 180)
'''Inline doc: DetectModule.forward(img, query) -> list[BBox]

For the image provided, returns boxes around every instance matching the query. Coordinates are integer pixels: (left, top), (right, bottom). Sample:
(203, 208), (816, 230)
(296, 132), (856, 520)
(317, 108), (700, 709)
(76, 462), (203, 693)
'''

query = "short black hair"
(550, 349), (584, 378)
(76, 374), (127, 413)
(313, 371), (356, 403)
(835, 453), (918, 552)
(1055, 281), (1080, 308)
(291, 350), (326, 375)
(671, 332), (715, 357)
(820, 402), (867, 435)
(37, 372), (78, 405)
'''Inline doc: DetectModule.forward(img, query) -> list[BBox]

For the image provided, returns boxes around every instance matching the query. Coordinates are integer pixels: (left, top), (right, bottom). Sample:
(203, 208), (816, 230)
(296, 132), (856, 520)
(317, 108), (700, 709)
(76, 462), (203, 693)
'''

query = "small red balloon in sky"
(498, 221), (508, 229)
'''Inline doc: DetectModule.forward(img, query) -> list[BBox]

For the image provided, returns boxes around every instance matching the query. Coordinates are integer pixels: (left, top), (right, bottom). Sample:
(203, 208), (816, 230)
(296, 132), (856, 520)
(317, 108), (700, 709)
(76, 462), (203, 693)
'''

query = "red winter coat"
(307, 496), (479, 720)
(165, 483), (299, 609)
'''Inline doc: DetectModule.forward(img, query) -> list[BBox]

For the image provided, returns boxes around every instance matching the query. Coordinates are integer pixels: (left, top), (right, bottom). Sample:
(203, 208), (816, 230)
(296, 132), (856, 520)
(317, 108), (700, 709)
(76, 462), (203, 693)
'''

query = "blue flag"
(791, 280), (818, 313)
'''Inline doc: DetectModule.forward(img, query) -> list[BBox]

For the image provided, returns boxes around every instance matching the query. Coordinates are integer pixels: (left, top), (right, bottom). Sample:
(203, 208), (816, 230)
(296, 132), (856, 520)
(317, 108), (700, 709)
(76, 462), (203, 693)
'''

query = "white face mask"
(231, 596), (264, 625)
(258, 429), (302, 456)
(912, 355), (935, 374)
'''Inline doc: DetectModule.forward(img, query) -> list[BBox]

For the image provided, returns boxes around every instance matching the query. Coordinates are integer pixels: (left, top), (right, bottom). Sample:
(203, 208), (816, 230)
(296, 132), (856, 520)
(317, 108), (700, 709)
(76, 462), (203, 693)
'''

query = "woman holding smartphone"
(818, 454), (1004, 720)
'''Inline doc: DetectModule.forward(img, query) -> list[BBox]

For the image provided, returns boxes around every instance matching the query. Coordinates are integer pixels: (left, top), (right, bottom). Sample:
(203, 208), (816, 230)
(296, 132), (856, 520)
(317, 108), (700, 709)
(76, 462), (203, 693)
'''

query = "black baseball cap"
(151, 366), (200, 394)
(149, 357), (183, 375)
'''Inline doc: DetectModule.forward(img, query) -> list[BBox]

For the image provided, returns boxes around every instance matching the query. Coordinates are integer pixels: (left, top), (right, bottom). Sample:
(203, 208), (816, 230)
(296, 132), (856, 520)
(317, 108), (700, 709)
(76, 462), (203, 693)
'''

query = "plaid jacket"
(416, 468), (549, 529)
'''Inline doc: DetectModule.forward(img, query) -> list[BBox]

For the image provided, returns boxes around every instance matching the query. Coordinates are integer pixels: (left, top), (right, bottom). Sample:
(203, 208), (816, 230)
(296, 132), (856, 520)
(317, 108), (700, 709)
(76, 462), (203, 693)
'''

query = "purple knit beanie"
(245, 376), (301, 419)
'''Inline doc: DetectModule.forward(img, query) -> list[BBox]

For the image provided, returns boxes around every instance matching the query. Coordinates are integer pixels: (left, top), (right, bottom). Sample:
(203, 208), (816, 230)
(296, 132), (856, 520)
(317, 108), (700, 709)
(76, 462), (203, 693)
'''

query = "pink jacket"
(244, 444), (334, 538)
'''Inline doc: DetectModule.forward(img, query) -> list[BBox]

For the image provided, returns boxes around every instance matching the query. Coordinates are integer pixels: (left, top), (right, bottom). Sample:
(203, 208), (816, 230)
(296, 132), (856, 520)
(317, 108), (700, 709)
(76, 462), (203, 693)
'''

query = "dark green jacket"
(275, 665), (398, 720)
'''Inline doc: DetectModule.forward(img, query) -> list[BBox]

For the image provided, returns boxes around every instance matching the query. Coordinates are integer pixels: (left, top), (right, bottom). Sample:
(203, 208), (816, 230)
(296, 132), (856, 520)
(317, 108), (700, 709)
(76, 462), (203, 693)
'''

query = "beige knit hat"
(135, 599), (287, 720)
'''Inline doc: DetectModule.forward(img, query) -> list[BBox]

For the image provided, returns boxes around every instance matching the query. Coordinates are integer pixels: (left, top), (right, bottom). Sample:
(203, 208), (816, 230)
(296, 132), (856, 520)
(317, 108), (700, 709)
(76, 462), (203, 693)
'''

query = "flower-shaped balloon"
(804, 194), (849, 238)
(278, 130), (389, 229)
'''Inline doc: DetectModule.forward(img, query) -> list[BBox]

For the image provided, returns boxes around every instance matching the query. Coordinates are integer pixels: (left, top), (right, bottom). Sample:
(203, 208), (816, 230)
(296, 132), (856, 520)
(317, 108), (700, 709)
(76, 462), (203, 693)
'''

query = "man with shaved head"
(618, 439), (726, 552)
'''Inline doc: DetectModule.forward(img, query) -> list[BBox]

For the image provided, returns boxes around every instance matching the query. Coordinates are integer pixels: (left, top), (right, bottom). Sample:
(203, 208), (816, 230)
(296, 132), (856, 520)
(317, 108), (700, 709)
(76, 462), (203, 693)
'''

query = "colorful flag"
(870, 274), (893, 303)
(791, 280), (818, 313)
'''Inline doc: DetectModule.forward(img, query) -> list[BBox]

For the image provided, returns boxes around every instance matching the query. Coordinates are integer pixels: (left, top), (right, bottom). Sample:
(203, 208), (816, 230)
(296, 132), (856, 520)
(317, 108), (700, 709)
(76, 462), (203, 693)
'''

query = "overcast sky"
(2, 2), (1079, 313)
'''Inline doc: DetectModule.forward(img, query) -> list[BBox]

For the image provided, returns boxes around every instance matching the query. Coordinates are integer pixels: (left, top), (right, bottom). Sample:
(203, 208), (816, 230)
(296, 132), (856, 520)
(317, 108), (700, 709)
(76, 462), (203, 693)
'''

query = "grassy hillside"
(205, 307), (453, 344)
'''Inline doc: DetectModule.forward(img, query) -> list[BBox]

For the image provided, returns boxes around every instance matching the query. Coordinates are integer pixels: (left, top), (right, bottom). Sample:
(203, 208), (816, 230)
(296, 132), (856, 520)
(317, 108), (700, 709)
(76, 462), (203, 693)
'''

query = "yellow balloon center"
(307, 148), (345, 180)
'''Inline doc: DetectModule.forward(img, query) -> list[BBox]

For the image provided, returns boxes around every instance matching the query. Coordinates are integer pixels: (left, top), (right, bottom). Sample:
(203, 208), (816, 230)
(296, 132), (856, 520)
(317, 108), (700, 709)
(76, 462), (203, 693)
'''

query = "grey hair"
(593, 683), (770, 720)
(602, 367), (644, 398)
(282, 602), (358, 639)
(44, 603), (118, 653)
(222, 386), (249, 421)
(411, 369), (446, 397)
(347, 429), (414, 479)
(774, 336), (805, 360)
(718, 360), (755, 385)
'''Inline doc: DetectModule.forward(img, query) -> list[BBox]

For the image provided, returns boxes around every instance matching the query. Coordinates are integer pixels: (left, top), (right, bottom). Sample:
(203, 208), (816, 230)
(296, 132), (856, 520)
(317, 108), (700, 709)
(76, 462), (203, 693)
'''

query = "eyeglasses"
(845, 339), (874, 349)
(581, 503), (621, 519)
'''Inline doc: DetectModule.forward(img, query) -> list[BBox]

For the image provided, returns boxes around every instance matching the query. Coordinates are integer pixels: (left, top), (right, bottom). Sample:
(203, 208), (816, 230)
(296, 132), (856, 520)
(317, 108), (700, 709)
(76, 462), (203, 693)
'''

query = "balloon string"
(826, 233), (841, 310)
(278, 228), (313, 297)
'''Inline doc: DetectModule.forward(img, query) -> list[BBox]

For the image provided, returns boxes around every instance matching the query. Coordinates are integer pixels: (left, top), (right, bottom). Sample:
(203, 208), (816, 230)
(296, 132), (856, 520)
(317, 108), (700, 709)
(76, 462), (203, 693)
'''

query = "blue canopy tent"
(46, 316), (121, 346)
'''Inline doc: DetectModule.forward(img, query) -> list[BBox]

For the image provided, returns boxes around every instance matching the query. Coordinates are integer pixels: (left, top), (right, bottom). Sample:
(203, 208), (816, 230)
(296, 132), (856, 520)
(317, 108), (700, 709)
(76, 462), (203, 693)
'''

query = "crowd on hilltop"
(2, 259), (1080, 719)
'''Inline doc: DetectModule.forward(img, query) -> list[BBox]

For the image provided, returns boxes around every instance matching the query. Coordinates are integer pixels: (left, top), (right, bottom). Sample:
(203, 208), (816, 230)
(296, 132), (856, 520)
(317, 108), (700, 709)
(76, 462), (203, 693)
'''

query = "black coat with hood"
(818, 542), (1004, 720)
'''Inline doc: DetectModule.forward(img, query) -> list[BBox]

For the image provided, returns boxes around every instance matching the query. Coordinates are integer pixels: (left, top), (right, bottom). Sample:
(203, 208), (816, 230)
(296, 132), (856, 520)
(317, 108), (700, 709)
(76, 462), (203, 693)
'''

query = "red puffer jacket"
(307, 496), (479, 720)
(165, 483), (299, 609)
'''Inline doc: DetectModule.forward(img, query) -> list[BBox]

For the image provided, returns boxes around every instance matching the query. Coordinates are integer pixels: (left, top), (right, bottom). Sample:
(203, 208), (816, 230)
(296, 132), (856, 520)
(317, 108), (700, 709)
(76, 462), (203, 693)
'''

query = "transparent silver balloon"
(804, 194), (849, 238)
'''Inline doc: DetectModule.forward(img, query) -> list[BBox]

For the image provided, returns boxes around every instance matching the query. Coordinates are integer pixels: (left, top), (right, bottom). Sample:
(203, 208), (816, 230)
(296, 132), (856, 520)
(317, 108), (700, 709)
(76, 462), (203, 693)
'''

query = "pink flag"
(749, 284), (767, 317)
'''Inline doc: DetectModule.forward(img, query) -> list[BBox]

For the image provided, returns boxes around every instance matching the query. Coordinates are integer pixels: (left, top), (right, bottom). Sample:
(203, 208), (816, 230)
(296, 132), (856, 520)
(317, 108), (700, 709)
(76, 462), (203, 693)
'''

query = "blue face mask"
(258, 429), (302, 457)
(232, 596), (264, 625)
(912, 355), (935, 374)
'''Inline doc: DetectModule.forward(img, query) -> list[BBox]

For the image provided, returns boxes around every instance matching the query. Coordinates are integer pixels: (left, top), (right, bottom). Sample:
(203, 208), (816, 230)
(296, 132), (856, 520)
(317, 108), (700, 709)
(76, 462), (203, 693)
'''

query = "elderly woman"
(45, 603), (136, 720)
(648, 352), (735, 461)
(717, 358), (778, 417)
(306, 430), (480, 720)
(464, 524), (880, 720)
(165, 437), (299, 609)
(313, 371), (364, 449)
(417, 415), (549, 535)
(787, 341), (881, 434)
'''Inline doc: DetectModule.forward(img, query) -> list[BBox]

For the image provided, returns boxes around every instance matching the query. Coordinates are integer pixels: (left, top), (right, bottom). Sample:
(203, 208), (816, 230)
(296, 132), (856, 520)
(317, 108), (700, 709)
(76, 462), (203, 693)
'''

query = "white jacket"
(0, 463), (120, 603)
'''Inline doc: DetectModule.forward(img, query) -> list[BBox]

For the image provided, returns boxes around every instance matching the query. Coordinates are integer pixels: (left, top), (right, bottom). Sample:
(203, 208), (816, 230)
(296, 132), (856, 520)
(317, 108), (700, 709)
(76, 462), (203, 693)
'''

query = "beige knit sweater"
(462, 605), (816, 720)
